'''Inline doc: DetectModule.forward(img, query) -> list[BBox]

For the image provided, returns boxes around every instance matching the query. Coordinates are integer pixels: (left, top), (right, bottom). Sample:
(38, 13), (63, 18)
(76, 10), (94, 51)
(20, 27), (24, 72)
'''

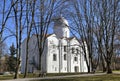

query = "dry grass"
(31, 74), (120, 81)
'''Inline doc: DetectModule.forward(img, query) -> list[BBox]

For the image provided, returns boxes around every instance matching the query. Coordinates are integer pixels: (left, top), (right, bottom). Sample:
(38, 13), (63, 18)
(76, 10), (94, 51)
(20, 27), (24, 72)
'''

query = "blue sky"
(1, 0), (72, 49)
(4, 22), (54, 48)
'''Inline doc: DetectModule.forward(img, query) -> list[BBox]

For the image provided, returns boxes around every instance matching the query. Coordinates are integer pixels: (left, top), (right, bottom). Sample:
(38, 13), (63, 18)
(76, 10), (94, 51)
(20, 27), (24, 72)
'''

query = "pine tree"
(8, 43), (16, 72)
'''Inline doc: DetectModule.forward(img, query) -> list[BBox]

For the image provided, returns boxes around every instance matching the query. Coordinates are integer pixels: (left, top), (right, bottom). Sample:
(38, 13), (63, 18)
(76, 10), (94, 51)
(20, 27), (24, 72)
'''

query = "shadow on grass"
(30, 74), (120, 81)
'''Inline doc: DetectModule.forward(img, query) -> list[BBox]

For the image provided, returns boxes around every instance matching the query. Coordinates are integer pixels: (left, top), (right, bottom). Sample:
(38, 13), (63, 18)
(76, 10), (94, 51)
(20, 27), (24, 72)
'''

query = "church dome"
(54, 16), (69, 28)
(53, 16), (70, 38)
(61, 17), (69, 26)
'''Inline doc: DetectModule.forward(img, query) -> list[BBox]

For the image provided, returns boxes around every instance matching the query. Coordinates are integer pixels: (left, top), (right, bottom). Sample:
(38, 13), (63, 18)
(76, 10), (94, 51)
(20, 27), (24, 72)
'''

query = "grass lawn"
(0, 75), (13, 80)
(0, 71), (120, 81)
(0, 73), (84, 80)
(31, 74), (120, 81)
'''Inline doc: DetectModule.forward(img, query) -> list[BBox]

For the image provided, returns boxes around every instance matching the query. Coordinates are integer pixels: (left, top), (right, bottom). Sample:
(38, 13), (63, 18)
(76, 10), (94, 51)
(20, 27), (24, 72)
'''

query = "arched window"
(64, 54), (67, 60)
(64, 46), (67, 52)
(53, 54), (57, 61)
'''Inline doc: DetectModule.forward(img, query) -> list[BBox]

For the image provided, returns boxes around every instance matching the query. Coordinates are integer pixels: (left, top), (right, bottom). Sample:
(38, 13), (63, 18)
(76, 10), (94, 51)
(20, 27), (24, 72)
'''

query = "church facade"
(21, 17), (88, 73)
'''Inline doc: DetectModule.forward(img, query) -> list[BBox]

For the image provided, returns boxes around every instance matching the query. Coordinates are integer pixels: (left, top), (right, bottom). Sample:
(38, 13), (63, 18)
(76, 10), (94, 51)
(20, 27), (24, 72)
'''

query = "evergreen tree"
(8, 43), (16, 72)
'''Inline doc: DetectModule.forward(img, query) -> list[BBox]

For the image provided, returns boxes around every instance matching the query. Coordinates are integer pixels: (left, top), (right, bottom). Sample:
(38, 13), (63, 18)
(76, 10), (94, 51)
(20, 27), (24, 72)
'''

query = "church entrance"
(74, 66), (79, 72)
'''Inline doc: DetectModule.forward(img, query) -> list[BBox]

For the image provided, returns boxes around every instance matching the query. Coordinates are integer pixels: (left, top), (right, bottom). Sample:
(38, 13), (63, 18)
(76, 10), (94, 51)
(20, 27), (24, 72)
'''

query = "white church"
(21, 16), (88, 73)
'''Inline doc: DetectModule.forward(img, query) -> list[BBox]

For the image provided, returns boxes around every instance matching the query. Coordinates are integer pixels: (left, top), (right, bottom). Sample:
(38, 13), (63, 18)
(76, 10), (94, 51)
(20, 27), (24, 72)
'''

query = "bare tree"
(32, 0), (67, 76)
(0, 0), (19, 75)
(67, 0), (96, 73)
(24, 0), (36, 78)
(93, 1), (107, 72)
(65, 0), (120, 74)
(33, 0), (55, 76)
(0, 0), (18, 44)
(8, 0), (67, 78)
(94, 0), (119, 74)
(12, 0), (26, 78)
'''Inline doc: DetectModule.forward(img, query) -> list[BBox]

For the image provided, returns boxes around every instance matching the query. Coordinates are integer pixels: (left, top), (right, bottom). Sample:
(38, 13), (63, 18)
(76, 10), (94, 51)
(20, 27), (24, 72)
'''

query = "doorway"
(74, 66), (79, 72)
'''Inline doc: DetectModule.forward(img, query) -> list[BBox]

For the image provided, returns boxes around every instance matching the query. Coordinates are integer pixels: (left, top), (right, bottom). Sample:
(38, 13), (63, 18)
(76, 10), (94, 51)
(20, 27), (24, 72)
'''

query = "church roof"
(54, 16), (69, 27)
(45, 34), (54, 37)
(32, 33), (54, 38)
(67, 37), (74, 40)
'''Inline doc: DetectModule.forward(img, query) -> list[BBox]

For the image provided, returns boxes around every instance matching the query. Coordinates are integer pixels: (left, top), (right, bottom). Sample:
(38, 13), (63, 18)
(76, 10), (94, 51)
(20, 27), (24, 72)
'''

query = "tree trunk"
(14, 60), (20, 79)
(39, 53), (42, 77)
(107, 60), (112, 74)
(24, 42), (29, 78)
(101, 54), (106, 72)
(87, 65), (91, 73)
(103, 66), (106, 72)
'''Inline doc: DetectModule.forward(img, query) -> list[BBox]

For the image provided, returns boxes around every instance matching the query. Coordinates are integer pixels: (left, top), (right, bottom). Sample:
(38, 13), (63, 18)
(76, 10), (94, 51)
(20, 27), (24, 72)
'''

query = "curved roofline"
(53, 16), (69, 27)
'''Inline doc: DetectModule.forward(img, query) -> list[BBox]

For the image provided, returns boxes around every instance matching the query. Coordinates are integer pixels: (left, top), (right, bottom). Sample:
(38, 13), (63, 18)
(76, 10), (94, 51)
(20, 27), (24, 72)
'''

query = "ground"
(33, 74), (120, 81)
(1, 72), (120, 81)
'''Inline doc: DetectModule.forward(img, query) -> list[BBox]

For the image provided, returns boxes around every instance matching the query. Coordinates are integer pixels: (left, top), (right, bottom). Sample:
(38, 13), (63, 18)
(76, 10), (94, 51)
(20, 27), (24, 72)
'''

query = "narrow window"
(53, 54), (57, 61)
(53, 45), (56, 49)
(64, 54), (67, 60)
(64, 46), (67, 52)
(76, 48), (79, 54)
(74, 57), (78, 61)
(72, 47), (75, 53)
(65, 67), (67, 71)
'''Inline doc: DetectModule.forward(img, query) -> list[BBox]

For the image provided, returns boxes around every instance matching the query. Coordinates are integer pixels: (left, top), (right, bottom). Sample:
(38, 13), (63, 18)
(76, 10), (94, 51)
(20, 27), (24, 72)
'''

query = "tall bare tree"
(0, 0), (18, 44)
(12, 0), (26, 78)
(90, 0), (119, 74)
(32, 0), (68, 76)
(33, 0), (54, 76)
(24, 0), (36, 78)
(93, 0), (119, 73)
(65, 0), (119, 74)
(67, 0), (96, 73)
(0, 0), (19, 75)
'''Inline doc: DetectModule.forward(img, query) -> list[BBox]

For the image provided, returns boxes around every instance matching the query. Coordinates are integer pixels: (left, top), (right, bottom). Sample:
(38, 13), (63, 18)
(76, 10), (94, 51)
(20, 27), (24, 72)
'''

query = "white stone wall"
(21, 17), (89, 73)
(47, 34), (59, 73)
(69, 38), (88, 72)
(21, 35), (88, 73)
(60, 38), (68, 73)
(70, 38), (80, 72)
(21, 35), (39, 73)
